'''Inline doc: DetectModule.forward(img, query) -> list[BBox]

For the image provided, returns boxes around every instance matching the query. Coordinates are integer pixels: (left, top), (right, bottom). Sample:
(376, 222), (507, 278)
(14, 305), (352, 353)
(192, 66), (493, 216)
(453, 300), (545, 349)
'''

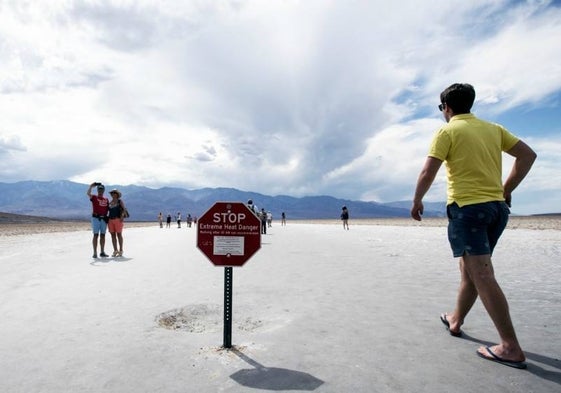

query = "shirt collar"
(450, 113), (475, 121)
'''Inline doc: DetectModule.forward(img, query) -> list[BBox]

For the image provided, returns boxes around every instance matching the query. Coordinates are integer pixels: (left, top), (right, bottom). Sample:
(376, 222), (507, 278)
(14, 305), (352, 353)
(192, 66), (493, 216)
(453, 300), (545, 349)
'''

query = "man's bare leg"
(100, 234), (106, 255)
(92, 234), (99, 256)
(445, 257), (479, 334)
(463, 254), (525, 362)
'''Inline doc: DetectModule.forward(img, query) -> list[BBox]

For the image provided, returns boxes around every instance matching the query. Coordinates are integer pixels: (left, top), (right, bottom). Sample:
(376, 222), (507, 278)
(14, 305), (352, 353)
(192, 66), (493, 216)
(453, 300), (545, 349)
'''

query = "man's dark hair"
(440, 83), (475, 114)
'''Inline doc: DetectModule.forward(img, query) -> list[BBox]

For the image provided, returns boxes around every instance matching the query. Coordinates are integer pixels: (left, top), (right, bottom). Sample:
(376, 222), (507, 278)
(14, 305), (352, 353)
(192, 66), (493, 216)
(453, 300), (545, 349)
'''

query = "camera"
(93, 182), (102, 186)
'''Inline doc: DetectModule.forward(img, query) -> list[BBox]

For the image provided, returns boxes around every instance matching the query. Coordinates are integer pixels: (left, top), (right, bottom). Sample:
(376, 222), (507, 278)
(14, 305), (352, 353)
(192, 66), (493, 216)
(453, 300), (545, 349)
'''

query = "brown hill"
(0, 212), (65, 224)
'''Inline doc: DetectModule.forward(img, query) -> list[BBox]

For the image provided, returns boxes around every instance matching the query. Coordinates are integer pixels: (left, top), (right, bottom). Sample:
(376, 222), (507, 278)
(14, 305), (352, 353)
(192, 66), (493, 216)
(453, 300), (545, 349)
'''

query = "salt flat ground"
(0, 222), (560, 393)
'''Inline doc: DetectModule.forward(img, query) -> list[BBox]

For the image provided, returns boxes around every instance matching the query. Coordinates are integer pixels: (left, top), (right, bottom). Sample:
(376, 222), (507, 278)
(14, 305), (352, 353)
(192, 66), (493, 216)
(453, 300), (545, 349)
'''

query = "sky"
(1, 0), (560, 215)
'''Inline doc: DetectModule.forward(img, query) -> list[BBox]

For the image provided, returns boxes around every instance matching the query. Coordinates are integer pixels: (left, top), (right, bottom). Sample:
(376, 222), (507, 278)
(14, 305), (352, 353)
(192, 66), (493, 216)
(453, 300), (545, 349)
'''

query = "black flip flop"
(477, 346), (527, 369)
(440, 313), (462, 337)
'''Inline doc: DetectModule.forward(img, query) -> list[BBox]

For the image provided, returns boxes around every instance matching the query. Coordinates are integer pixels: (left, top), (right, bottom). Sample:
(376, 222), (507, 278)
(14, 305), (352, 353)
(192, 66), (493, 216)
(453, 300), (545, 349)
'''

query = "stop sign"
(197, 202), (262, 267)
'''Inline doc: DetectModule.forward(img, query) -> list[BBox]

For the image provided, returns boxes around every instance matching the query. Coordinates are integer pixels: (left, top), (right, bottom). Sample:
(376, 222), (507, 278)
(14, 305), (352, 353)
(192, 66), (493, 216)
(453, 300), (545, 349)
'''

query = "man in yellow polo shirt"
(411, 83), (536, 369)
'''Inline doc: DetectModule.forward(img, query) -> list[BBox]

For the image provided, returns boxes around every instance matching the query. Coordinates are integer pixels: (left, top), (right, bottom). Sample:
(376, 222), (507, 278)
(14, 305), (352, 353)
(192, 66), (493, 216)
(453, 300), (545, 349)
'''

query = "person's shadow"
(229, 347), (324, 391)
(462, 333), (560, 384)
(90, 256), (132, 266)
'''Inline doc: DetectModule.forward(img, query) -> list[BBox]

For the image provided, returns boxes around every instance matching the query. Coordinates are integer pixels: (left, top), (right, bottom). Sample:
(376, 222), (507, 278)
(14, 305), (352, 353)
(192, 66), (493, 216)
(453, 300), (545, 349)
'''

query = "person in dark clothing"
(260, 208), (267, 234)
(341, 206), (349, 230)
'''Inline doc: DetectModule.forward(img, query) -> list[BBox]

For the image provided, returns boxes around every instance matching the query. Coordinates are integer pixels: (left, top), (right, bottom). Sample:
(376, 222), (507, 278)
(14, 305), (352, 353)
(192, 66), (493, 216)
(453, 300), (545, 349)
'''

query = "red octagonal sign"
(197, 202), (262, 267)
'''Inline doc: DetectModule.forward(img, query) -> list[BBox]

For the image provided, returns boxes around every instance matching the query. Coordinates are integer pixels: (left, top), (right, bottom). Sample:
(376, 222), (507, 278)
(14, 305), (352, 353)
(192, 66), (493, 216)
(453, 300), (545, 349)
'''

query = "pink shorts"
(108, 218), (124, 233)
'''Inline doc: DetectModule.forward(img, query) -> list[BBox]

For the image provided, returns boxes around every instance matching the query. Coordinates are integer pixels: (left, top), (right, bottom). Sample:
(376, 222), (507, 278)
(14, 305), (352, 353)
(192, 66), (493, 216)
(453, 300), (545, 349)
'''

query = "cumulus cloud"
(0, 135), (27, 178)
(0, 0), (560, 214)
(0, 135), (26, 153)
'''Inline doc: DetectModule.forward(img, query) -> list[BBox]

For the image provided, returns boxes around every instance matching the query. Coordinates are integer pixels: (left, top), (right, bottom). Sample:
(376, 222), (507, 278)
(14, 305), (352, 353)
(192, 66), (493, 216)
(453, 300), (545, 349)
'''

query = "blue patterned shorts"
(446, 201), (510, 257)
(91, 216), (107, 235)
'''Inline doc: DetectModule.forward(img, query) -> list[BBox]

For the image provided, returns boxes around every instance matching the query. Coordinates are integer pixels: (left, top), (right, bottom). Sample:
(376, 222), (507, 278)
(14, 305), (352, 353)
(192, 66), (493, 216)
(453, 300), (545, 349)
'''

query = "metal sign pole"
(223, 267), (233, 348)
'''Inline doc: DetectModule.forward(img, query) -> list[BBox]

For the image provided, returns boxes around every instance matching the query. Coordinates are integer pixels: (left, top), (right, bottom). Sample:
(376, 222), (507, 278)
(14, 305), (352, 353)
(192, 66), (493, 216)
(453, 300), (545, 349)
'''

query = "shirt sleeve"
(427, 128), (451, 161)
(499, 125), (520, 151)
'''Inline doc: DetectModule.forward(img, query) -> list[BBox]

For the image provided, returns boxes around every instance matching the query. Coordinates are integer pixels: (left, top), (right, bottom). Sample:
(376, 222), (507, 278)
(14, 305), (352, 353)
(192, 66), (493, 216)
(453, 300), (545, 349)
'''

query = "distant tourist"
(411, 83), (536, 369)
(281, 212), (286, 226)
(166, 214), (172, 228)
(176, 212), (181, 228)
(186, 214), (193, 228)
(158, 212), (163, 228)
(341, 206), (349, 230)
(87, 182), (109, 258)
(247, 199), (258, 215)
(108, 189), (126, 257)
(260, 208), (267, 234)
(267, 211), (273, 227)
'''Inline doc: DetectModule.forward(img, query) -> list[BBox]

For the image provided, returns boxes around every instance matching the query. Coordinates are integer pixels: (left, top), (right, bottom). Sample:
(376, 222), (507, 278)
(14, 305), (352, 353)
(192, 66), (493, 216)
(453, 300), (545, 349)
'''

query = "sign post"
(196, 202), (262, 348)
(223, 267), (233, 348)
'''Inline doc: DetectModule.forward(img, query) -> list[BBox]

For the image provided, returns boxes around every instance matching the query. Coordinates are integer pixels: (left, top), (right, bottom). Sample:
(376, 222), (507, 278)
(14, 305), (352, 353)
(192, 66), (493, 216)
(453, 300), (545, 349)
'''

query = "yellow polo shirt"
(428, 113), (519, 207)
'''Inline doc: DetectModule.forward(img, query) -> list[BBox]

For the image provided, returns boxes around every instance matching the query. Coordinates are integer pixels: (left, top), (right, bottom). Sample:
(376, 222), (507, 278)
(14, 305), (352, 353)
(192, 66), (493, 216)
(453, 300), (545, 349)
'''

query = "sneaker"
(112, 250), (119, 257)
(100, 252), (109, 257)
(92, 254), (98, 259)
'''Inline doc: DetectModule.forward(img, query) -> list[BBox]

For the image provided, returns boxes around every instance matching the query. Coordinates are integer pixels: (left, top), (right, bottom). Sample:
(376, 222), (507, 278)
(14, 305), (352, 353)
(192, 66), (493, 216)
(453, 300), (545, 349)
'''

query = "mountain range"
(0, 180), (446, 221)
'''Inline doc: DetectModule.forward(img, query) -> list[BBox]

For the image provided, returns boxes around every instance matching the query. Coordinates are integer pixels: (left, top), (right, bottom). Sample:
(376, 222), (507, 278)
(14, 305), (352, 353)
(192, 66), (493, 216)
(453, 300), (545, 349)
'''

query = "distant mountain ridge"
(0, 180), (446, 221)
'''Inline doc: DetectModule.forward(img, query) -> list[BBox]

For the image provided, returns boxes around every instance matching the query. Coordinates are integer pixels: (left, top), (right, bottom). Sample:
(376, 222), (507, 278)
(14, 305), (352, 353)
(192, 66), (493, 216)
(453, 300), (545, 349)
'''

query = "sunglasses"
(438, 103), (445, 111)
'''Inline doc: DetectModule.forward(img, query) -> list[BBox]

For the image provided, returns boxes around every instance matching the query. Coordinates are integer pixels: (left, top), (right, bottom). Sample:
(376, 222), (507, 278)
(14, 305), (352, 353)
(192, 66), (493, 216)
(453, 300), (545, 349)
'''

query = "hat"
(109, 188), (122, 198)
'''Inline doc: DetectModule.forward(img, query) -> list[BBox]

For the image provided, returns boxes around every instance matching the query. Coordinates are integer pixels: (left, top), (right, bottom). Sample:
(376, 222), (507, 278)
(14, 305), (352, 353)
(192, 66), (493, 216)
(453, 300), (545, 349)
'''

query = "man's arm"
(86, 183), (96, 198)
(411, 157), (443, 221)
(503, 140), (537, 207)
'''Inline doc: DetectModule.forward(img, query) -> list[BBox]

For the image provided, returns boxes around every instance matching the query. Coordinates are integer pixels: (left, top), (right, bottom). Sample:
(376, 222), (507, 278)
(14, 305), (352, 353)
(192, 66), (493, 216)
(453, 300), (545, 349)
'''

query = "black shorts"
(447, 201), (510, 257)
